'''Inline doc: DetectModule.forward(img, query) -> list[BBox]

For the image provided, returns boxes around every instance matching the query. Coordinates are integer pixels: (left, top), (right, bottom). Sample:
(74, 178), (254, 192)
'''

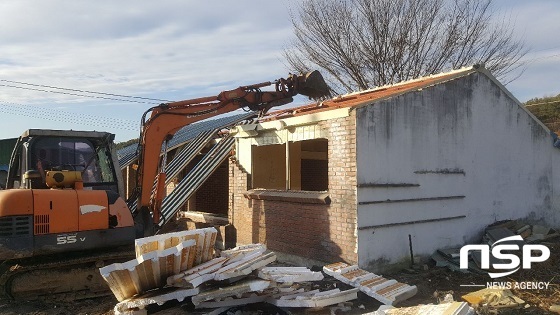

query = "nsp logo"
(460, 235), (550, 278)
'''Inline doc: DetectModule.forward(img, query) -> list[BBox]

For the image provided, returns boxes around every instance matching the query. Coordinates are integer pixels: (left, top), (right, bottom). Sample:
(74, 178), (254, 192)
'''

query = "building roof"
(259, 65), (513, 123)
(117, 112), (256, 168)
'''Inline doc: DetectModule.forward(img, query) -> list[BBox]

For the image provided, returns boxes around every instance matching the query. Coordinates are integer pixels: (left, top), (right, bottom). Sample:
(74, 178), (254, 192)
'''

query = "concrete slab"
(269, 288), (359, 308)
(220, 243), (267, 263)
(257, 267), (324, 283)
(195, 292), (269, 309)
(114, 287), (200, 315)
(369, 302), (475, 315)
(214, 252), (277, 281)
(323, 263), (417, 305)
(167, 256), (228, 288)
(532, 225), (551, 236)
(191, 279), (271, 306)
(526, 234), (546, 243)
(322, 262), (351, 276)
(485, 227), (520, 245)
(134, 227), (217, 267)
(100, 240), (196, 301)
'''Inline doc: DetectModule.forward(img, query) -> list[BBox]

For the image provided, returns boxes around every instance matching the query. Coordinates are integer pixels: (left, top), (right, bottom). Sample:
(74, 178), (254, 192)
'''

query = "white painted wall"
(355, 72), (560, 271)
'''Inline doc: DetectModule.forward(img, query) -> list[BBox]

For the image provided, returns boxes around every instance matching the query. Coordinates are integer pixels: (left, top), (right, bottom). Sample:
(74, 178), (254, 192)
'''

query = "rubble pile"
(485, 220), (558, 244)
(99, 229), (370, 315)
(431, 219), (558, 273)
(97, 221), (557, 315)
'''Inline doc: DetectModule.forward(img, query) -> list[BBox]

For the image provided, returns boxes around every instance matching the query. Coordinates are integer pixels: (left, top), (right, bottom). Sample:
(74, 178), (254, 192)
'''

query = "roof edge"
(349, 65), (481, 111)
(475, 66), (551, 133)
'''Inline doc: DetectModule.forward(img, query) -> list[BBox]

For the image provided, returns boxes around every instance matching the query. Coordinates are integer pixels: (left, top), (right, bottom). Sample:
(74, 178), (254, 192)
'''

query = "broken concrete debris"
(165, 244), (276, 288)
(100, 228), (217, 301)
(195, 292), (270, 309)
(166, 256), (228, 288)
(369, 301), (475, 315)
(258, 266), (324, 283)
(114, 287), (200, 315)
(192, 282), (358, 309)
(486, 219), (558, 243)
(101, 228), (360, 314)
(461, 288), (525, 309)
(134, 227), (218, 265)
(269, 288), (359, 308)
(214, 251), (277, 281)
(433, 219), (558, 273)
(323, 262), (417, 305)
(191, 279), (272, 306)
(99, 239), (198, 302)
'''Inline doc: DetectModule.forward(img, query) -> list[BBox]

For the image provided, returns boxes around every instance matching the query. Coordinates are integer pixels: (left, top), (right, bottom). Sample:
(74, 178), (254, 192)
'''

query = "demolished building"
(228, 64), (560, 271)
(119, 65), (560, 272)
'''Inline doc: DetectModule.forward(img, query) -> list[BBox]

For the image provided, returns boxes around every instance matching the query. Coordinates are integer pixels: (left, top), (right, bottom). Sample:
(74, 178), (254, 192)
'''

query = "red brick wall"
(195, 161), (228, 215)
(229, 113), (357, 264)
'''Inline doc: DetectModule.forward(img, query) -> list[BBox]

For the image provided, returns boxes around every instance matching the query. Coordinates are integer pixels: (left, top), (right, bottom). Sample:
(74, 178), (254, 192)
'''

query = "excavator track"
(0, 246), (135, 301)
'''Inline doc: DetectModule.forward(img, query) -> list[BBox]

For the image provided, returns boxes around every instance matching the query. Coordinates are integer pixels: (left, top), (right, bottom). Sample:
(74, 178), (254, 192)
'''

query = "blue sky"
(0, 0), (559, 142)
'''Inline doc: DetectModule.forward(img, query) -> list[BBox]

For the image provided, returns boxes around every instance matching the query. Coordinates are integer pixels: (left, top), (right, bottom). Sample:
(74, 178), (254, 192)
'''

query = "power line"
(0, 100), (139, 131)
(0, 79), (172, 103)
(0, 83), (162, 105)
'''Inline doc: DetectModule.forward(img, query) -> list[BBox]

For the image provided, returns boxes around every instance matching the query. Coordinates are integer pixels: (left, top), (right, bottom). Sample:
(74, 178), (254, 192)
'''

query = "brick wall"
(229, 112), (358, 264)
(194, 161), (228, 215)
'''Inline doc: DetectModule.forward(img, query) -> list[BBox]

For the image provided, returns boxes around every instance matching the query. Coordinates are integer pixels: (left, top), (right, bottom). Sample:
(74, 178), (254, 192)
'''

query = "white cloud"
(0, 0), (558, 141)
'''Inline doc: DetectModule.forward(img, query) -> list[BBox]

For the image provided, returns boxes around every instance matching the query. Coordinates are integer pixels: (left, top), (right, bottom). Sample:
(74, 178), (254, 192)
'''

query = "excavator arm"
(134, 71), (329, 236)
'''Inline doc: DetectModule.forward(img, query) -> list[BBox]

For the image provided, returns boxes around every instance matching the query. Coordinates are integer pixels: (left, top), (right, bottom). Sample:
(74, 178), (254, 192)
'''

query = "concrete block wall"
(355, 72), (560, 270)
(229, 113), (358, 264)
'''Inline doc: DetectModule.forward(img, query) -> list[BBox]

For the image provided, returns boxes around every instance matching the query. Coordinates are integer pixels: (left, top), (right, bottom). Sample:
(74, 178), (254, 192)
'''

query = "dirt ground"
(0, 243), (558, 315)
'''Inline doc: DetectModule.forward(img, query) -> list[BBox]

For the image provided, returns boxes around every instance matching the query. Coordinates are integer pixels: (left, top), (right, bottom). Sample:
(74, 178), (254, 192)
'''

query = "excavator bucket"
(297, 70), (331, 100)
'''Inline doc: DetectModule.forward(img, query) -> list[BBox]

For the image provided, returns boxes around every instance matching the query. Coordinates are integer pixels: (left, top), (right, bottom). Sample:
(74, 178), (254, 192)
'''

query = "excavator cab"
(6, 129), (123, 195)
(0, 129), (135, 261)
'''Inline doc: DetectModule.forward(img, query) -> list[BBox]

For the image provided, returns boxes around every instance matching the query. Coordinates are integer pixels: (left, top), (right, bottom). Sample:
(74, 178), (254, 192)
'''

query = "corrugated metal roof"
(127, 130), (218, 214)
(117, 112), (256, 169)
(259, 66), (480, 122)
(159, 136), (235, 227)
(164, 130), (216, 186)
(117, 143), (140, 170)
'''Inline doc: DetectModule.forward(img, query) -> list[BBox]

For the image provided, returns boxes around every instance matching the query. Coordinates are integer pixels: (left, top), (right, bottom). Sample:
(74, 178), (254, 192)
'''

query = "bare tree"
(284, 0), (528, 93)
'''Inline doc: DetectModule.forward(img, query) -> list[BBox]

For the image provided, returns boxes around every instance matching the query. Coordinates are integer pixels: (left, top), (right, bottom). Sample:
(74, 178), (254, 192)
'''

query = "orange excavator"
(0, 71), (329, 300)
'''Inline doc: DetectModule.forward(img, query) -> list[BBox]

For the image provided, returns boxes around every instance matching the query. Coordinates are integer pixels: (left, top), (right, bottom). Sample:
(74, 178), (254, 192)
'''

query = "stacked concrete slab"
(269, 288), (359, 308)
(167, 243), (277, 287)
(258, 266), (324, 283)
(100, 228), (217, 301)
(135, 227), (217, 265)
(323, 262), (417, 305)
(370, 302), (475, 315)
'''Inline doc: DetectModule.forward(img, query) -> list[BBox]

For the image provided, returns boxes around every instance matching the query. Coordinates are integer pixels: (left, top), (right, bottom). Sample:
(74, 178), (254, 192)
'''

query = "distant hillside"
(115, 138), (138, 150)
(525, 94), (560, 133)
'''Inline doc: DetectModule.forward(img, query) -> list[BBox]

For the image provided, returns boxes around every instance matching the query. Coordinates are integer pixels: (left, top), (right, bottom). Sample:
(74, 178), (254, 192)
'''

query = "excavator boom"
(134, 71), (329, 235)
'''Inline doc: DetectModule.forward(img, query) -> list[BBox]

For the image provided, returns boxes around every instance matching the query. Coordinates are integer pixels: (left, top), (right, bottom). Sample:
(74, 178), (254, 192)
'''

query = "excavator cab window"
(26, 137), (118, 193)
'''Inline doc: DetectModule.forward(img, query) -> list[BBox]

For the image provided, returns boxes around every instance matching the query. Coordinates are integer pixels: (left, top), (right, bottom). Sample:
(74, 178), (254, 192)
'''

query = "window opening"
(252, 138), (328, 191)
